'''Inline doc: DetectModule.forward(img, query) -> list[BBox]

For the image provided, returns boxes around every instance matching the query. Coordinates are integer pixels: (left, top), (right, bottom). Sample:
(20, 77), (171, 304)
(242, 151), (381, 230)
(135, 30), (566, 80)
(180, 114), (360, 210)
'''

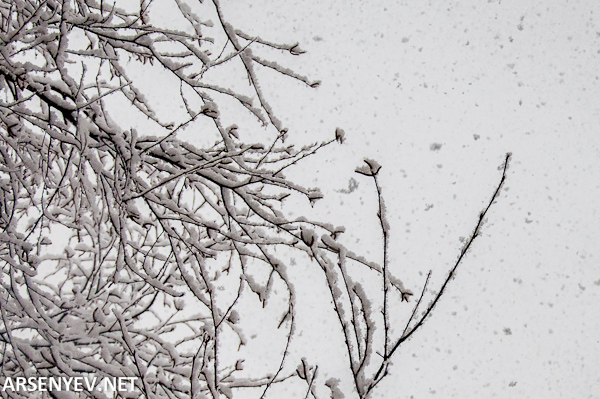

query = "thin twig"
(364, 152), (511, 397)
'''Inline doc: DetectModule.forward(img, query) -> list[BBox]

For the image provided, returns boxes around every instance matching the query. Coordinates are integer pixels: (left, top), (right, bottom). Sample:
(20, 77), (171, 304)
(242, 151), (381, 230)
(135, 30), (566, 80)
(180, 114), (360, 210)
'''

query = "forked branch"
(352, 153), (511, 398)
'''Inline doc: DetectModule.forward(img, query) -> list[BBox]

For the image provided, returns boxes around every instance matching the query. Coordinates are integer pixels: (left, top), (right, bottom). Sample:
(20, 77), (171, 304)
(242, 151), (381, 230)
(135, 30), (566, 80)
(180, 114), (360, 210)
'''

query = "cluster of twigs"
(0, 0), (510, 398)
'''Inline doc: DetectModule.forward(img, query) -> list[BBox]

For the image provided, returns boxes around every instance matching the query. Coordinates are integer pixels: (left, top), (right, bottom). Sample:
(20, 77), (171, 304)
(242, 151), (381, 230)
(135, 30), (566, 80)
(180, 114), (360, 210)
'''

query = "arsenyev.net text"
(1, 376), (138, 392)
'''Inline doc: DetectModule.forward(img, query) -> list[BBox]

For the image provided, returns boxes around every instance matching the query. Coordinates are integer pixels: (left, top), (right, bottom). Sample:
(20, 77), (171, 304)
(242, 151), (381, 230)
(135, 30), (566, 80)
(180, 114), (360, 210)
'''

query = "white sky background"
(209, 1), (600, 398)
(103, 0), (599, 397)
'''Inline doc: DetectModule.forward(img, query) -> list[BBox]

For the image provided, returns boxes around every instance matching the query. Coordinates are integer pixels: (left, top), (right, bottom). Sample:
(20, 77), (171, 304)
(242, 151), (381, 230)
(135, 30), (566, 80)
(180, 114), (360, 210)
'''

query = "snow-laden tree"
(0, 0), (510, 398)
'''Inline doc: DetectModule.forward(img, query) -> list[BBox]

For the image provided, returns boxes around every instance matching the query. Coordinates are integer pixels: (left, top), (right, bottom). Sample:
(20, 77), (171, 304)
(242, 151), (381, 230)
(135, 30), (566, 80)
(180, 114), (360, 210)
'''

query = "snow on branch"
(0, 0), (511, 398)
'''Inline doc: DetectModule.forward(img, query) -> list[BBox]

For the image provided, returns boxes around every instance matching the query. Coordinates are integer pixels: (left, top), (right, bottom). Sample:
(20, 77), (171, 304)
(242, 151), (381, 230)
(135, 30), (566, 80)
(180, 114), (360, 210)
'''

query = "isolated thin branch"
(361, 152), (512, 397)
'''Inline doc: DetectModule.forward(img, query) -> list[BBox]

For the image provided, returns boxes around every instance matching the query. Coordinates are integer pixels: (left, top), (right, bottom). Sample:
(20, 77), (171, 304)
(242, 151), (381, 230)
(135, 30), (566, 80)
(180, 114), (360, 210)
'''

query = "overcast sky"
(212, 1), (600, 398)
